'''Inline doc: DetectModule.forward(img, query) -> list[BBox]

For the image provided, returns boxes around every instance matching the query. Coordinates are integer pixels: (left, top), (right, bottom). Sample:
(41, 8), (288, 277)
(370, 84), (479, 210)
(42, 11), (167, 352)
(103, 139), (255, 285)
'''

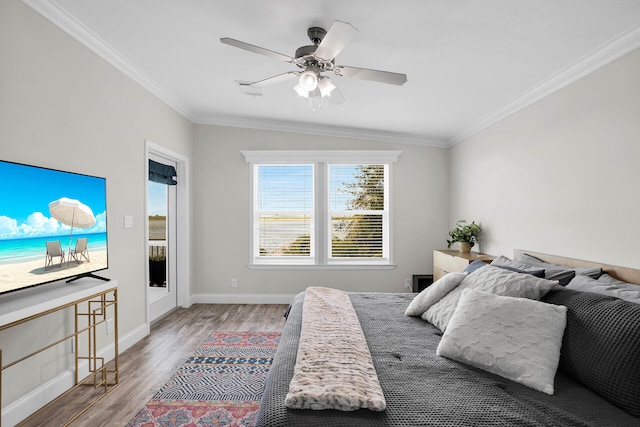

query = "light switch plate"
(124, 215), (133, 228)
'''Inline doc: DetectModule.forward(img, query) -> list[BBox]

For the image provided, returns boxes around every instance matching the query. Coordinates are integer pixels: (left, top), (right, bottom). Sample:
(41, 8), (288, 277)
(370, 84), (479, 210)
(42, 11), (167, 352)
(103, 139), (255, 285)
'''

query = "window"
(256, 164), (314, 260)
(328, 164), (387, 261)
(242, 151), (401, 267)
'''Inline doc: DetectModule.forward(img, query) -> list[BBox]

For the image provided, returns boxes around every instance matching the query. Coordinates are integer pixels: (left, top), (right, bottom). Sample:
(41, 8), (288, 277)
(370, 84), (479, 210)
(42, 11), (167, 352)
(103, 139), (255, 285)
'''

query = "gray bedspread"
(256, 292), (640, 427)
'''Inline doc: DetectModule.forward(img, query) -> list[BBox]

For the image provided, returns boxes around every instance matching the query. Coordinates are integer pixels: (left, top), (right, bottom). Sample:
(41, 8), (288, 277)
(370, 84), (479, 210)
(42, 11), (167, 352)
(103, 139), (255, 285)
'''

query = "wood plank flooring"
(19, 304), (288, 427)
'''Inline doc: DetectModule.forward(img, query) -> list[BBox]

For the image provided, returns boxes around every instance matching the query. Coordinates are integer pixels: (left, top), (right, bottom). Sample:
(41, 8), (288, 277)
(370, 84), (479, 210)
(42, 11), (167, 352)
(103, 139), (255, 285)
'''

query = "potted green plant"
(447, 220), (481, 253)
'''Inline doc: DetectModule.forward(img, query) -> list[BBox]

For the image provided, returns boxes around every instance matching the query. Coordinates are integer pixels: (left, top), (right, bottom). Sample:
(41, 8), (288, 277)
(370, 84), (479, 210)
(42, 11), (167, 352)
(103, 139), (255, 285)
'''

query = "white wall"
(449, 48), (640, 268)
(0, 0), (192, 416)
(192, 125), (449, 300)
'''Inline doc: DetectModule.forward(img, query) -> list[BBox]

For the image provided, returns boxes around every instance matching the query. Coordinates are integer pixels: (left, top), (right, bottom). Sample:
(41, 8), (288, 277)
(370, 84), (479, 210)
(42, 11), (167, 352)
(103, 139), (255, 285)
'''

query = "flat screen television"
(0, 159), (108, 296)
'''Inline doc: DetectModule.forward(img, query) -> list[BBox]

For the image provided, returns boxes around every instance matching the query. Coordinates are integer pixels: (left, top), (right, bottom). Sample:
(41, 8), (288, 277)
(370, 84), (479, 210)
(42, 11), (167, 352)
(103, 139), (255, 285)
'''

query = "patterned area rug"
(126, 332), (281, 427)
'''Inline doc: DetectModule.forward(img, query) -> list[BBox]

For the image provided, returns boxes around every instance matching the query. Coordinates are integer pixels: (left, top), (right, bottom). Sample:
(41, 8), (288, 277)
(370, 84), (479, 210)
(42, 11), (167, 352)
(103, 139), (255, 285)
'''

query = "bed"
(256, 250), (640, 426)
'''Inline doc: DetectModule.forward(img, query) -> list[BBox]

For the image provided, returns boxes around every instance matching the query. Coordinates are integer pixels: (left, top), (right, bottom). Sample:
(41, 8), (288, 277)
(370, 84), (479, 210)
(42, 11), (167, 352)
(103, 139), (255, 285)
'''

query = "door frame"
(145, 140), (190, 329)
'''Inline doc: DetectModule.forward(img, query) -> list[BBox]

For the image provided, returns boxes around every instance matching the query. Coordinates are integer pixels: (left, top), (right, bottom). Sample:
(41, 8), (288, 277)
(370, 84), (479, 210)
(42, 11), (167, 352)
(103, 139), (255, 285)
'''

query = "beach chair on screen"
(45, 240), (65, 270)
(69, 237), (90, 264)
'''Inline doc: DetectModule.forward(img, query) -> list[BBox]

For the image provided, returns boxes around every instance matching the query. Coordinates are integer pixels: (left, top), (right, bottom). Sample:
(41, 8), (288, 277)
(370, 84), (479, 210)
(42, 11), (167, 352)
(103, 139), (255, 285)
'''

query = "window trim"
(242, 150), (401, 269)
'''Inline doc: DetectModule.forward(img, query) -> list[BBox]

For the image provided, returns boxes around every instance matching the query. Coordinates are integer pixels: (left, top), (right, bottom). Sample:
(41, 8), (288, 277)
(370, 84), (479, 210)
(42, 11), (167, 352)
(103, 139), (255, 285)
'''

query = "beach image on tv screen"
(0, 161), (108, 294)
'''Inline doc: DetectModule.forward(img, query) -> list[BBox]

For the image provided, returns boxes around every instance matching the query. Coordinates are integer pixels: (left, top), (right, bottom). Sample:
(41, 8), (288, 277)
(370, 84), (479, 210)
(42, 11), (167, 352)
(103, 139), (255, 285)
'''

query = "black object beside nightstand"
(412, 274), (433, 293)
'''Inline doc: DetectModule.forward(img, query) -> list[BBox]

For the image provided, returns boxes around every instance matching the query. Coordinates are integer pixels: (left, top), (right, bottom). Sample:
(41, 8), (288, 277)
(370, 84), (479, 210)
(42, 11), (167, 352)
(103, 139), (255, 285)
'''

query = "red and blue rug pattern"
(126, 332), (281, 427)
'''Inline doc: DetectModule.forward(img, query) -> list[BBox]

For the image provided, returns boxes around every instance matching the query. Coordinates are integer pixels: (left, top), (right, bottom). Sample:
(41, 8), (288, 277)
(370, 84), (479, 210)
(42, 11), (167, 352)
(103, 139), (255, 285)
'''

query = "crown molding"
(23, 0), (196, 121)
(449, 25), (640, 146)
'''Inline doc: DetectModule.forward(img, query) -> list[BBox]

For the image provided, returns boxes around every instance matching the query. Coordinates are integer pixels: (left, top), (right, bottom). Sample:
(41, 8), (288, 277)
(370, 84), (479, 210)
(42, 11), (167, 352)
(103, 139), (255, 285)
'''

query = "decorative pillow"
(517, 253), (603, 280)
(598, 273), (640, 290)
(541, 288), (640, 416)
(491, 255), (545, 273)
(405, 272), (467, 317)
(492, 255), (576, 286)
(494, 265), (545, 278)
(436, 289), (567, 395)
(463, 260), (489, 274)
(422, 265), (558, 332)
(567, 275), (640, 304)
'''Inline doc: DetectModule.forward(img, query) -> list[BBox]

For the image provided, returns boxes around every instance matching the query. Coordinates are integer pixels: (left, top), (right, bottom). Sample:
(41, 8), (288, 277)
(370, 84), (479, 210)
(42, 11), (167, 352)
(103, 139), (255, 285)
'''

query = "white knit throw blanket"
(284, 287), (387, 411)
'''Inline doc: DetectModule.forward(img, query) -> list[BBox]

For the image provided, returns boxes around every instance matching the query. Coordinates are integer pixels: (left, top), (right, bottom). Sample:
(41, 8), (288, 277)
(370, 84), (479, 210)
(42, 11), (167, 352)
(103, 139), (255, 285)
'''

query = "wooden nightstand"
(433, 249), (495, 281)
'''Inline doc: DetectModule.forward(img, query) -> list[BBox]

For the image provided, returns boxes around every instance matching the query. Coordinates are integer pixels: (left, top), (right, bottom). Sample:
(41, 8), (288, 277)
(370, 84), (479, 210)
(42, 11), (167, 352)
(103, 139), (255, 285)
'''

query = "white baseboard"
(118, 323), (149, 354)
(1, 370), (75, 427)
(190, 293), (298, 305)
(2, 323), (149, 427)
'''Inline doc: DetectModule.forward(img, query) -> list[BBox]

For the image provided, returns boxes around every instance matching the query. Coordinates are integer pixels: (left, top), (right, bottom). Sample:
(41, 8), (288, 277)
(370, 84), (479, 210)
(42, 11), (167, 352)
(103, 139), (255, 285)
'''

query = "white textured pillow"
(405, 272), (467, 317)
(422, 265), (558, 331)
(436, 289), (567, 395)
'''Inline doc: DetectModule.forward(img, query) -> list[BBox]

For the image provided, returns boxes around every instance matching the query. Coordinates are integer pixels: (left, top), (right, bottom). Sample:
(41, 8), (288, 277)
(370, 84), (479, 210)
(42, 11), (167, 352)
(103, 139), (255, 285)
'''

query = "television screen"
(0, 160), (108, 295)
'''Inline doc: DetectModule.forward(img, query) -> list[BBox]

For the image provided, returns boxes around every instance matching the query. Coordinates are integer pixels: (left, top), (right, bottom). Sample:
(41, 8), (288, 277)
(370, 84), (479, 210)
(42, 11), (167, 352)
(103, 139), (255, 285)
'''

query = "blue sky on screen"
(0, 161), (107, 238)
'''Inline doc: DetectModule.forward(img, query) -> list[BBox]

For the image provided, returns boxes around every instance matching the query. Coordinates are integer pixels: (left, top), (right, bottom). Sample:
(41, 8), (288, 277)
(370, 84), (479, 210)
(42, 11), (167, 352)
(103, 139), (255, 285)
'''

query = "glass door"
(148, 154), (177, 321)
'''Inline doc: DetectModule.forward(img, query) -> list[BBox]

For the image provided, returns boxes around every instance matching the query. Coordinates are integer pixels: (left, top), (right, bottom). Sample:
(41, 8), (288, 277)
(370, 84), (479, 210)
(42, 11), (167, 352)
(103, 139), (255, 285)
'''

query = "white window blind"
(328, 164), (387, 260)
(254, 164), (314, 261)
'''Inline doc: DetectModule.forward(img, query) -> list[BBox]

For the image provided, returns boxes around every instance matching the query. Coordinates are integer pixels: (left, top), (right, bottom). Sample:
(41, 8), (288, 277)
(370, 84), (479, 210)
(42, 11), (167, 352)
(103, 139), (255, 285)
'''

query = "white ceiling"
(24, 0), (640, 147)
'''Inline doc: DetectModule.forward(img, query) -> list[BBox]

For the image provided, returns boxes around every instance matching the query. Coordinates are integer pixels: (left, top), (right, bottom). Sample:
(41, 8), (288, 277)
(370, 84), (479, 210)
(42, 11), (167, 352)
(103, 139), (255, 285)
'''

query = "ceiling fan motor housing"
(307, 27), (327, 45)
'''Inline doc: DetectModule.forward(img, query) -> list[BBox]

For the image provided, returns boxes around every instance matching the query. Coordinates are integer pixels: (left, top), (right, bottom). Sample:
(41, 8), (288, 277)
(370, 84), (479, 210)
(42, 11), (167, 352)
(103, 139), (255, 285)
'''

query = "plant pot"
(458, 242), (471, 253)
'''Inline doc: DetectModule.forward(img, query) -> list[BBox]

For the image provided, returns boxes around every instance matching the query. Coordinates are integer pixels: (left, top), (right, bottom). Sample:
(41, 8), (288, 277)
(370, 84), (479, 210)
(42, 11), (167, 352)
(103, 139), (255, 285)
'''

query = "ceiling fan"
(220, 21), (407, 103)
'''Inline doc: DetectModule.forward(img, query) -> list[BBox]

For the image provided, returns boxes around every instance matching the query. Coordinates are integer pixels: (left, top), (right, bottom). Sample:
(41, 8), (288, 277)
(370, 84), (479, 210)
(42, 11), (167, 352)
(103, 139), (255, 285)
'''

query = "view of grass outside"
(149, 215), (167, 241)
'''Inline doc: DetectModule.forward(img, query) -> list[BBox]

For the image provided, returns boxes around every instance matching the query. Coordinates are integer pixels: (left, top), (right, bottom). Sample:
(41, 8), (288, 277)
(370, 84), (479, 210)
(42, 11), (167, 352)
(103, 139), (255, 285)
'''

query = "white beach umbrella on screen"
(48, 197), (96, 246)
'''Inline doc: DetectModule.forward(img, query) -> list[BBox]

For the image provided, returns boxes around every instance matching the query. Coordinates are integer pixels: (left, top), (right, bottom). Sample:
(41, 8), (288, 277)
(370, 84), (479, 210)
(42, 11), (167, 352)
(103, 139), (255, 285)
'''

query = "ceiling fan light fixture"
(294, 84), (309, 98)
(317, 76), (336, 97)
(299, 70), (318, 91)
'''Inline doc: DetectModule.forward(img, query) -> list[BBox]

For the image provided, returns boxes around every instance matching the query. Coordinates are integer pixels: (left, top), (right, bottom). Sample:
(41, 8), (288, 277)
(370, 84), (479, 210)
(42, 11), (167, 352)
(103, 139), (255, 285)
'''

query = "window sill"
(248, 264), (397, 271)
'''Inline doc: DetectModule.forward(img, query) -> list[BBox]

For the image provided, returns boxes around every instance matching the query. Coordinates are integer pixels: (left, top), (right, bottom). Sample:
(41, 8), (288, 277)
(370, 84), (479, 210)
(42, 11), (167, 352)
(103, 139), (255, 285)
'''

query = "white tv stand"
(0, 280), (118, 426)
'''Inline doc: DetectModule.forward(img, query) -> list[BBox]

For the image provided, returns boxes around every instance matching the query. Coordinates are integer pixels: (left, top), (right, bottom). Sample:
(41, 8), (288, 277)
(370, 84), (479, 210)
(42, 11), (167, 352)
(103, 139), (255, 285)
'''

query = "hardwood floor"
(19, 304), (288, 427)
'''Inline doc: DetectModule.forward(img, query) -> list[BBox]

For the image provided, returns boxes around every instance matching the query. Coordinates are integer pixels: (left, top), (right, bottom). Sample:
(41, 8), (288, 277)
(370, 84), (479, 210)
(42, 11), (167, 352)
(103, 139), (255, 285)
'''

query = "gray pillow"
(517, 253), (602, 280)
(494, 265), (545, 278)
(598, 273), (640, 290)
(463, 260), (489, 274)
(422, 265), (558, 332)
(568, 274), (640, 304)
(468, 259), (544, 277)
(491, 255), (542, 272)
(491, 255), (575, 285)
(541, 288), (640, 417)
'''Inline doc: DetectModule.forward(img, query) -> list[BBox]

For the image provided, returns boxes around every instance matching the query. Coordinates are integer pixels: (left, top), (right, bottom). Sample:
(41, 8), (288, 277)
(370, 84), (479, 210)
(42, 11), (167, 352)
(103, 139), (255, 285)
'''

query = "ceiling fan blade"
(334, 65), (407, 86)
(314, 21), (358, 61)
(220, 38), (293, 63)
(241, 72), (299, 88)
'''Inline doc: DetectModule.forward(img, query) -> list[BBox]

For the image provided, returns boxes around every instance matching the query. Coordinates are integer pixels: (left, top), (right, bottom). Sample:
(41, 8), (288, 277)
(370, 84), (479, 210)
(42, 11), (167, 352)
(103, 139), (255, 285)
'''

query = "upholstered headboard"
(514, 249), (640, 286)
